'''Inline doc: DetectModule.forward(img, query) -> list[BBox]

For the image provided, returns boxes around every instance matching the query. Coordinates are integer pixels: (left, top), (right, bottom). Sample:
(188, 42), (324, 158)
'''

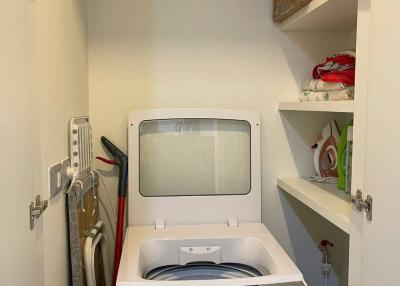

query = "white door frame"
(0, 0), (44, 285)
(348, 0), (371, 285)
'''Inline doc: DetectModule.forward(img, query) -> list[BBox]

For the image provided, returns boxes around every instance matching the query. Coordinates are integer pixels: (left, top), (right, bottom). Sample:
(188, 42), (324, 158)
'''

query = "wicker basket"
(273, 0), (313, 23)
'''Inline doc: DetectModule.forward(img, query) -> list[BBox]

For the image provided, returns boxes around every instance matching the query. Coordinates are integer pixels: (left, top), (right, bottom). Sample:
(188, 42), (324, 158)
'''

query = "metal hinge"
(155, 219), (165, 229)
(227, 217), (238, 227)
(351, 190), (373, 221)
(29, 195), (48, 230)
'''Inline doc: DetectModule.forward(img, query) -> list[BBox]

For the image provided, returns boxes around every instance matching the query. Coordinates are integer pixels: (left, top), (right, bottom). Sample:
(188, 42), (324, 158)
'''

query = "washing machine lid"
(128, 109), (261, 227)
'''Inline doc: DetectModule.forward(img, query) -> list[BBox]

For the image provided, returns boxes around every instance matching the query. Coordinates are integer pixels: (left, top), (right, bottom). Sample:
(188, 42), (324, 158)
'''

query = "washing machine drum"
(144, 262), (263, 281)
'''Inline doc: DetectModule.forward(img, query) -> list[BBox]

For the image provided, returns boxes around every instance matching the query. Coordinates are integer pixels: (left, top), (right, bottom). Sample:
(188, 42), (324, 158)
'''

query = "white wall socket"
(48, 158), (71, 199)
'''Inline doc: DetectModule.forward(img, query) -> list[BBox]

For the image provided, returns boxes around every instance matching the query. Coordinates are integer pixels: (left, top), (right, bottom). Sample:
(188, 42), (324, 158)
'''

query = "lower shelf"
(277, 177), (351, 233)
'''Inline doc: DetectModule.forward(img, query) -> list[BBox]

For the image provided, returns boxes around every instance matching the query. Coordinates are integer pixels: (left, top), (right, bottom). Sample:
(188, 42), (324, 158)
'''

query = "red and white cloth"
(299, 50), (356, 102)
(302, 79), (346, 91)
(312, 50), (356, 86)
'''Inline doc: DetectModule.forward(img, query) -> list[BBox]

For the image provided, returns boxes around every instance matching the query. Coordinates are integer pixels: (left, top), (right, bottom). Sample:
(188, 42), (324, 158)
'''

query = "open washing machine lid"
(128, 109), (261, 227)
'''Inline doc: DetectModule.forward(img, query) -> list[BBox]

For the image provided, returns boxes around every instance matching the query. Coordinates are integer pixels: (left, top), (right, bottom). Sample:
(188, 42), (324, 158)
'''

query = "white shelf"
(278, 101), (354, 113)
(277, 177), (351, 233)
(279, 0), (358, 32)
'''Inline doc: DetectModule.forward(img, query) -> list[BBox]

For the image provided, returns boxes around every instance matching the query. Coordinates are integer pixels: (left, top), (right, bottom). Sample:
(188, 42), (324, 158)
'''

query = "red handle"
(320, 240), (334, 248)
(113, 197), (126, 285)
(96, 156), (117, 165)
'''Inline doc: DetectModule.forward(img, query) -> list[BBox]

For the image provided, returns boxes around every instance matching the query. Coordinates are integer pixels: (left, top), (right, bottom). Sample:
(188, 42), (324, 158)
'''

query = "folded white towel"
(302, 79), (347, 91)
(299, 88), (354, 102)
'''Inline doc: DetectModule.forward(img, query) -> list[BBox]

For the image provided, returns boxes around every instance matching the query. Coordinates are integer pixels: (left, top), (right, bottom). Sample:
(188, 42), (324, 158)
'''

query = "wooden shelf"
(278, 0), (358, 32)
(278, 101), (354, 113)
(277, 177), (351, 233)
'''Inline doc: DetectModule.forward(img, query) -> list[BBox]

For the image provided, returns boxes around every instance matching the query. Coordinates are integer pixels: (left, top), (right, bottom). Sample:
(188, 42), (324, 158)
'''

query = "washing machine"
(117, 108), (306, 286)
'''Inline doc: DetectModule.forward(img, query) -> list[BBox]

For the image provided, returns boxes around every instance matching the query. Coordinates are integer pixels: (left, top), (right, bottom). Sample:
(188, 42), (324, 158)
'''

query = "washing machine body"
(118, 223), (305, 286)
(118, 109), (306, 286)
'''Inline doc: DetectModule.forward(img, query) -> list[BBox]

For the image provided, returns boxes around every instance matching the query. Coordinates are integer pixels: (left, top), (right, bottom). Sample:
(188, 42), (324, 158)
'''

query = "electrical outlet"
(49, 162), (63, 199)
(57, 171), (62, 188)
(48, 158), (72, 199)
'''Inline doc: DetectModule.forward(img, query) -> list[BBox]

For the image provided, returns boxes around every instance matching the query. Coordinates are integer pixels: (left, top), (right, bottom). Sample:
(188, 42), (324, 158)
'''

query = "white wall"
(35, 0), (88, 285)
(88, 1), (351, 285)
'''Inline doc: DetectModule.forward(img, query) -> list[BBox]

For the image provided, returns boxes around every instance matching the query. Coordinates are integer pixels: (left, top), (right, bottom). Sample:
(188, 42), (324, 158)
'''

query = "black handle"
(100, 136), (128, 197)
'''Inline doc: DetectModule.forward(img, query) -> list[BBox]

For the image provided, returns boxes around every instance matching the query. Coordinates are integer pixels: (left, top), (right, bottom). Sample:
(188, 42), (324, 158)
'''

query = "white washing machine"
(117, 109), (306, 286)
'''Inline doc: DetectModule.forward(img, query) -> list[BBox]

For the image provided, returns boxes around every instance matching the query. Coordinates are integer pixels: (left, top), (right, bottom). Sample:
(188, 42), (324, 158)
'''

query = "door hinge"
(29, 195), (48, 230)
(227, 217), (238, 227)
(351, 190), (373, 221)
(155, 219), (165, 230)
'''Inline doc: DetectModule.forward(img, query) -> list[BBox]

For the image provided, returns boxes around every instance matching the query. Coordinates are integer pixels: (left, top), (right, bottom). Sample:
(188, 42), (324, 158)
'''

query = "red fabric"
(321, 69), (355, 86)
(312, 54), (356, 86)
(326, 55), (355, 66)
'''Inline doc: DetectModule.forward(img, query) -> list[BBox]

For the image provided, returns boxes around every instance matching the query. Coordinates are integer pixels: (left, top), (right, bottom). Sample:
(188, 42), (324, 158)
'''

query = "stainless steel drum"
(144, 262), (263, 281)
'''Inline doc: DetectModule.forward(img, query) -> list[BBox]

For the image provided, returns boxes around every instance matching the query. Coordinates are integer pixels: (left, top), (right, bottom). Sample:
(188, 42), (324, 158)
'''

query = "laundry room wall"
(87, 1), (351, 285)
(34, 0), (88, 285)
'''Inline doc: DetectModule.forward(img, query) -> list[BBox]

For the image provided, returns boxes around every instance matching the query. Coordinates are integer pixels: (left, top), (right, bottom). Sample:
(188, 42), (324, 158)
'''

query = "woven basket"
(273, 0), (313, 23)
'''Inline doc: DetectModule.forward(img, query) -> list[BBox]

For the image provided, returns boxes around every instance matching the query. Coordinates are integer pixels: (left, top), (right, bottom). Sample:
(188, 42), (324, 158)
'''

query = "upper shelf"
(277, 177), (351, 233)
(278, 100), (354, 113)
(278, 0), (358, 32)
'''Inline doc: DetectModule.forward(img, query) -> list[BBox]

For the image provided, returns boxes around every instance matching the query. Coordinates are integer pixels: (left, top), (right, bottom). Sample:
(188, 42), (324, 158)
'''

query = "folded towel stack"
(300, 50), (356, 102)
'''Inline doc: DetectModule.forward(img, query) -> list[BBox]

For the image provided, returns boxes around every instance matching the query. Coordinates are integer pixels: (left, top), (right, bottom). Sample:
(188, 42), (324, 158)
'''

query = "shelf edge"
(277, 177), (350, 234)
(278, 101), (354, 113)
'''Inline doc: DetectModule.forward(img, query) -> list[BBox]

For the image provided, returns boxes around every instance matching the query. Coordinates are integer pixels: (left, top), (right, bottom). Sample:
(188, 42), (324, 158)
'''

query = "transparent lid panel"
(139, 118), (251, 197)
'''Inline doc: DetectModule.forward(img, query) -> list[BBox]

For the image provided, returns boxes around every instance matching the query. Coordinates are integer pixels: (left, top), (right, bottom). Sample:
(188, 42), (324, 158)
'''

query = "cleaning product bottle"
(337, 121), (353, 190)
